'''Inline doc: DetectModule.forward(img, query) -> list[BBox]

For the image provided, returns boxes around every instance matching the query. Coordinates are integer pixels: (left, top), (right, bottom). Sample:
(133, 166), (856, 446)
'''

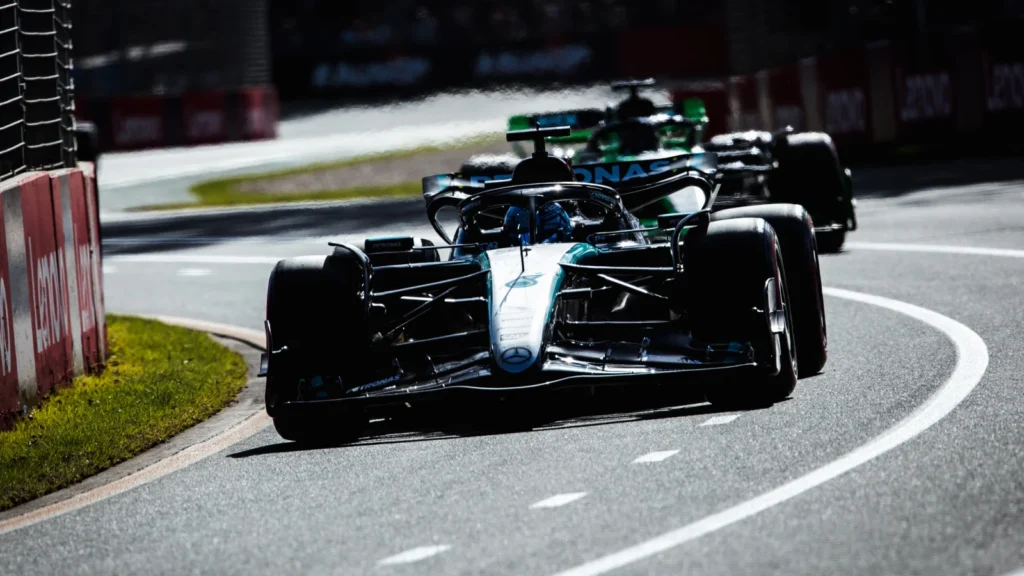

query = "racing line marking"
(549, 287), (989, 576)
(633, 450), (680, 464)
(378, 545), (452, 566)
(847, 241), (1024, 259)
(177, 268), (212, 277)
(0, 245), (1001, 544)
(700, 415), (740, 427)
(531, 493), (588, 509)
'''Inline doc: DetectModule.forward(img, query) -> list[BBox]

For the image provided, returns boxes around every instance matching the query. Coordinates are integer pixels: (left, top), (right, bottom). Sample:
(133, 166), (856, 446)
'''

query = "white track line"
(177, 268), (211, 277)
(106, 254), (281, 264)
(633, 450), (680, 464)
(531, 493), (588, 509)
(549, 287), (988, 576)
(378, 545), (452, 566)
(0, 318), (269, 536)
(700, 415), (740, 427)
(847, 241), (1024, 259)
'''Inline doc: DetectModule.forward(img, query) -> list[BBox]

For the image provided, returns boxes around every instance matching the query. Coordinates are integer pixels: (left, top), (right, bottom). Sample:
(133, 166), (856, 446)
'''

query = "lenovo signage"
(824, 88), (867, 134)
(474, 44), (592, 78)
(986, 62), (1024, 112)
(241, 87), (278, 140)
(898, 71), (953, 123)
(110, 96), (164, 149)
(183, 92), (227, 145)
(312, 57), (432, 88)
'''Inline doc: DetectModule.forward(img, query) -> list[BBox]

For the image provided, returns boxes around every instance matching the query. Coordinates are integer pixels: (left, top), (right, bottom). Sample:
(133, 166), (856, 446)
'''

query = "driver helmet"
(617, 94), (656, 120)
(502, 203), (573, 245)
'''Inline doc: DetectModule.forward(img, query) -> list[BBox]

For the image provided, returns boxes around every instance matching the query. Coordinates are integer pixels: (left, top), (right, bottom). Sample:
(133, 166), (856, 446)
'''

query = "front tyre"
(265, 249), (370, 444)
(684, 218), (798, 407)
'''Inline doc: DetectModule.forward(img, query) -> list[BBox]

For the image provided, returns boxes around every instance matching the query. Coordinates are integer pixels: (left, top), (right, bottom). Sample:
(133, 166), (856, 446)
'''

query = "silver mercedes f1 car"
(259, 127), (828, 444)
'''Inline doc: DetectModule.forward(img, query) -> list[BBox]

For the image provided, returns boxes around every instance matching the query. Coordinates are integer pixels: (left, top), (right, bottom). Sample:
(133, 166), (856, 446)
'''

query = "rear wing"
(507, 108), (606, 150)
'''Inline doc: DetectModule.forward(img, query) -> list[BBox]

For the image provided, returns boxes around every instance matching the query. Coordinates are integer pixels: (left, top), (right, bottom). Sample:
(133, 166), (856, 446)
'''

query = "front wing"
(269, 342), (759, 417)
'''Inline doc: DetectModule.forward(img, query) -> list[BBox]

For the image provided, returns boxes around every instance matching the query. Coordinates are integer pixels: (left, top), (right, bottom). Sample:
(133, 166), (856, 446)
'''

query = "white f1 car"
(260, 127), (827, 443)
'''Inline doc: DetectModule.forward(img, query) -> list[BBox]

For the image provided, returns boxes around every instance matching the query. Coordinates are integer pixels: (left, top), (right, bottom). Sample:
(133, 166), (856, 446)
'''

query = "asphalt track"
(4, 95), (1024, 574)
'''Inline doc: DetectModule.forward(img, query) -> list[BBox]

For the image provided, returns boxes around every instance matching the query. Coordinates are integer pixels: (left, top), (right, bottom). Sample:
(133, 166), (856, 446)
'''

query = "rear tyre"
(683, 218), (798, 407)
(712, 204), (827, 377)
(264, 248), (370, 444)
(769, 132), (851, 242)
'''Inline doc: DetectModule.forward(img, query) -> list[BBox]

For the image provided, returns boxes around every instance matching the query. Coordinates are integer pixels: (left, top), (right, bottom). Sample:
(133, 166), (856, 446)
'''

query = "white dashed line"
(847, 241), (1024, 259)
(549, 287), (989, 576)
(531, 493), (588, 509)
(102, 264), (116, 274)
(633, 450), (680, 464)
(177, 268), (212, 277)
(700, 415), (740, 427)
(378, 545), (451, 566)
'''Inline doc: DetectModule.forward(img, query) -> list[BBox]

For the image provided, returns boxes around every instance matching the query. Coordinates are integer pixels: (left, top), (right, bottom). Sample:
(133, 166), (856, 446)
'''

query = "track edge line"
(0, 316), (270, 536)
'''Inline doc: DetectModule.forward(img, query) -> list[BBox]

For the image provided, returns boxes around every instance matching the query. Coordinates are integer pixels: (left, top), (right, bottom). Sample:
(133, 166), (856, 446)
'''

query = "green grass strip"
(134, 133), (503, 211)
(0, 315), (248, 511)
(142, 181), (424, 211)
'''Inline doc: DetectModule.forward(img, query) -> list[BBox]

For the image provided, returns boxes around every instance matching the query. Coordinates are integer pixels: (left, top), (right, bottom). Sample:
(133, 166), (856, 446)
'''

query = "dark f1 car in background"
(703, 128), (857, 253)
(465, 79), (857, 253)
(260, 127), (828, 444)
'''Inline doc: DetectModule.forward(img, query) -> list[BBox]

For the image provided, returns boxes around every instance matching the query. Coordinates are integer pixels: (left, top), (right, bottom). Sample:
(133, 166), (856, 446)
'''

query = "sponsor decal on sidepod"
(465, 160), (675, 186)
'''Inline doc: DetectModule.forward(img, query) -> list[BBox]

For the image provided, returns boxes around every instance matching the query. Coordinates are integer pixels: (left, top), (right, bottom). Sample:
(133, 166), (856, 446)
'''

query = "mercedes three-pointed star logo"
(500, 347), (533, 365)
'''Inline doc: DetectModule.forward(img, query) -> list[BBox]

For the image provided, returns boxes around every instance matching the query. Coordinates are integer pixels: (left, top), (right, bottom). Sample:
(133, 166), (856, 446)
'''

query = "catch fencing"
(0, 0), (77, 183)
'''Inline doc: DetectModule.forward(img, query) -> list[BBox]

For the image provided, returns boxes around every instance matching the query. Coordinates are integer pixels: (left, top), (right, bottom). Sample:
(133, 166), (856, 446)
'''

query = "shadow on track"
(102, 157), (1024, 257)
(101, 198), (427, 256)
(851, 156), (1024, 200)
(226, 396), (778, 459)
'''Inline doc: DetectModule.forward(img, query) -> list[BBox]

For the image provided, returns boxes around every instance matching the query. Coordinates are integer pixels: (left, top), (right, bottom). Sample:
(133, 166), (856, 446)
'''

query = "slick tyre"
(769, 132), (851, 251)
(683, 218), (798, 407)
(712, 204), (827, 377)
(264, 248), (369, 444)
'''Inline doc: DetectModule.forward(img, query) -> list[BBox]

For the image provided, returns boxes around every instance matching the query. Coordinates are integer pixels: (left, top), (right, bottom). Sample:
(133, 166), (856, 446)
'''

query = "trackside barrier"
(78, 162), (106, 368)
(700, 27), (1024, 160)
(0, 166), (105, 429)
(76, 85), (279, 153)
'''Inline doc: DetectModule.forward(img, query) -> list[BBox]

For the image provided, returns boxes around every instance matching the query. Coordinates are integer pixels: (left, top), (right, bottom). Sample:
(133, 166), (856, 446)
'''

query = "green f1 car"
(460, 79), (856, 252)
